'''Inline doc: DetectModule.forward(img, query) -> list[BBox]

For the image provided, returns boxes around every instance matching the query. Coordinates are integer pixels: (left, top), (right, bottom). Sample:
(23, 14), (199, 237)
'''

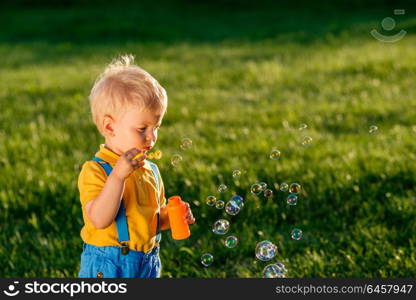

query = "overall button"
(120, 242), (129, 255)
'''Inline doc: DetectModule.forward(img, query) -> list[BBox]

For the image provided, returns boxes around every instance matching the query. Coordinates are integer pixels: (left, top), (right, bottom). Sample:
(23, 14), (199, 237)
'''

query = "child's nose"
(145, 132), (156, 142)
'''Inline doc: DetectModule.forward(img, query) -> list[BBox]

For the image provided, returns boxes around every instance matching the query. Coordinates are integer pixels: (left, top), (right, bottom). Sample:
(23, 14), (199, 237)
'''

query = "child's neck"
(103, 142), (122, 156)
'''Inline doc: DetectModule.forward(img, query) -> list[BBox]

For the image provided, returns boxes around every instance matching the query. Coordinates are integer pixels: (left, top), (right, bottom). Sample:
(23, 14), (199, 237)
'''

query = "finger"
(186, 211), (194, 220)
(133, 163), (144, 170)
(124, 151), (134, 159)
(132, 160), (145, 169)
(185, 203), (192, 214)
(133, 154), (147, 162)
(125, 148), (141, 158)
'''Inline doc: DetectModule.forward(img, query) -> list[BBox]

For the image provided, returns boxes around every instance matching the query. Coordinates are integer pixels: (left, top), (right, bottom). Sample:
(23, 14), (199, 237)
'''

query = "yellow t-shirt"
(78, 144), (166, 253)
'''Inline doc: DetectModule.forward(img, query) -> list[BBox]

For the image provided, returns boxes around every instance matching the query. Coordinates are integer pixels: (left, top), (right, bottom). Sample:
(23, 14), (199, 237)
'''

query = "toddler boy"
(77, 54), (195, 278)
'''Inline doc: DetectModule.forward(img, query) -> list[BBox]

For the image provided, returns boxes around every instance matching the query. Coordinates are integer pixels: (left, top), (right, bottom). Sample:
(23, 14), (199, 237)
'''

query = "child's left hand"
(184, 202), (196, 224)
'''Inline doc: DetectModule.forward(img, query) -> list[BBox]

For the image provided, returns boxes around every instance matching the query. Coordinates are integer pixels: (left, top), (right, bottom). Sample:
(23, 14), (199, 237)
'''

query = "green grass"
(0, 0), (416, 277)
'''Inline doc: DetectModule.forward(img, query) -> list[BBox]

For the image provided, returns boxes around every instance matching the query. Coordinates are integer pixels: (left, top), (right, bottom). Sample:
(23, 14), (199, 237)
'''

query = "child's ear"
(103, 115), (116, 137)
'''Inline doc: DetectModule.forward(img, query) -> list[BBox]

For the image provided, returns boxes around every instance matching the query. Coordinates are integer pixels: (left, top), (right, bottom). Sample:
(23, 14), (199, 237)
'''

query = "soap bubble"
(224, 236), (238, 248)
(280, 183), (289, 192)
(251, 183), (262, 195)
(171, 154), (183, 166)
(215, 200), (225, 209)
(206, 195), (217, 206)
(273, 183), (280, 190)
(255, 240), (277, 261)
(287, 193), (298, 205)
(225, 200), (241, 216)
(218, 184), (228, 193)
(232, 169), (241, 179)
(274, 262), (288, 274)
(225, 195), (244, 216)
(201, 253), (214, 267)
(153, 150), (162, 160)
(289, 183), (301, 194)
(369, 125), (378, 134)
(263, 263), (287, 278)
(291, 228), (303, 240)
(264, 189), (273, 198)
(180, 138), (193, 150)
(259, 182), (267, 191)
(299, 123), (308, 131)
(301, 136), (313, 147)
(212, 219), (230, 235)
(270, 149), (281, 160)
(230, 195), (244, 208)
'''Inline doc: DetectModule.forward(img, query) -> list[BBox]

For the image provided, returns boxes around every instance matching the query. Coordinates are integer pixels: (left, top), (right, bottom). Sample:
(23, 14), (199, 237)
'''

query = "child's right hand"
(112, 148), (146, 180)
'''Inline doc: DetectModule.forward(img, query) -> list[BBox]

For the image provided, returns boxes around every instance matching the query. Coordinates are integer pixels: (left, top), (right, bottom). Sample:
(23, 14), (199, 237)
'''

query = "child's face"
(104, 107), (164, 155)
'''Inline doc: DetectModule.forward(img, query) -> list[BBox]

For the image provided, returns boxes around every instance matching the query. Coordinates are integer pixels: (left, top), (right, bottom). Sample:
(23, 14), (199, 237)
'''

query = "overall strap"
(92, 157), (129, 244)
(148, 162), (160, 204)
(148, 161), (162, 243)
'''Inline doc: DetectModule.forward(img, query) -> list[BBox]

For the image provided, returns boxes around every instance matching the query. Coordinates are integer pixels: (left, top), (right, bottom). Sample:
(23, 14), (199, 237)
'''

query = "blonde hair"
(89, 54), (167, 136)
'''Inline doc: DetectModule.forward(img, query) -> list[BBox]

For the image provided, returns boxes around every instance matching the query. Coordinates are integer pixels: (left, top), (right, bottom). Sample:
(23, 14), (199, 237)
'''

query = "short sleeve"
(78, 161), (107, 209)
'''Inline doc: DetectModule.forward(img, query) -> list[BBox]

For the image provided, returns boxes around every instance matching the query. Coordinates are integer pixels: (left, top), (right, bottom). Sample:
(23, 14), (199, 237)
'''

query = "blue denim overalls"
(78, 157), (162, 278)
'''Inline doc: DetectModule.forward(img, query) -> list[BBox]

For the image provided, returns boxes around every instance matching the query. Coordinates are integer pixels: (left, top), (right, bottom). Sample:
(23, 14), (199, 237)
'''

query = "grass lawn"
(0, 0), (415, 277)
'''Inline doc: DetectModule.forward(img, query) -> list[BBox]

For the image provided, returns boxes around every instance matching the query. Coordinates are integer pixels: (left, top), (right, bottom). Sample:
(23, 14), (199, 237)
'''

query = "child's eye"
(137, 128), (146, 132)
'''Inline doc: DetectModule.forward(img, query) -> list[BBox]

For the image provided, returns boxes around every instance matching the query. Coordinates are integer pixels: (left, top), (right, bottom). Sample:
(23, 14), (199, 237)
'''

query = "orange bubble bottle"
(167, 196), (191, 240)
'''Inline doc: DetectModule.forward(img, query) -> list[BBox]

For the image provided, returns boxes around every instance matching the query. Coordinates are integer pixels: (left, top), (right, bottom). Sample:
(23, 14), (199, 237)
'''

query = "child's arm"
(86, 148), (146, 229)
(85, 172), (126, 229)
